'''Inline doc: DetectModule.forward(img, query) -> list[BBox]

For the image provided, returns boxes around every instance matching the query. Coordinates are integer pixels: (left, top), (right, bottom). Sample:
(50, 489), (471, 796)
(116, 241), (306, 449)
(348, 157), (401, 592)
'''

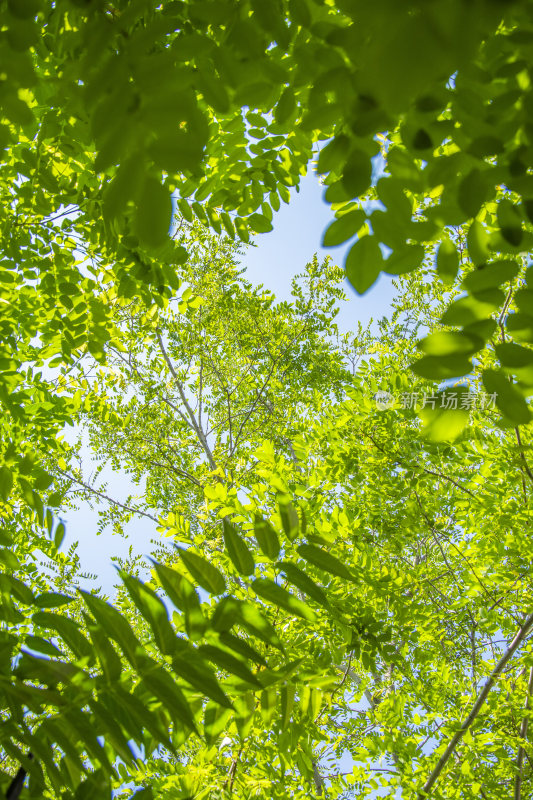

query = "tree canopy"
(1, 1), (533, 798)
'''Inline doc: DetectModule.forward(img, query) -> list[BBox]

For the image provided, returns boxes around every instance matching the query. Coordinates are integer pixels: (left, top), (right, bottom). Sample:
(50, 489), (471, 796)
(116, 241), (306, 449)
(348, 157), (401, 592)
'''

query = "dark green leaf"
(457, 168), (488, 218)
(507, 313), (533, 343)
(33, 592), (74, 609)
(134, 176), (172, 250)
(218, 631), (267, 666)
(467, 220), (490, 266)
(84, 617), (122, 682)
(79, 590), (145, 669)
(411, 354), (472, 379)
(316, 135), (349, 175)
(497, 198), (523, 246)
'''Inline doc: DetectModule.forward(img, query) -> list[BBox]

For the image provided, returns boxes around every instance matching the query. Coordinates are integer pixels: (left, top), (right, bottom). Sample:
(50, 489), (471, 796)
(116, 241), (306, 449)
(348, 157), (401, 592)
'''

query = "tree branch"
(514, 664), (533, 800)
(56, 468), (159, 524)
(156, 332), (218, 471)
(419, 613), (533, 798)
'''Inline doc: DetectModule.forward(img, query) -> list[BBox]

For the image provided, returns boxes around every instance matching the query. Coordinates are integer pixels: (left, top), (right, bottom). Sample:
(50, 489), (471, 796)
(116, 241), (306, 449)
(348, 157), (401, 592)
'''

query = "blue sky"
(64, 170), (398, 592)
(243, 170), (397, 331)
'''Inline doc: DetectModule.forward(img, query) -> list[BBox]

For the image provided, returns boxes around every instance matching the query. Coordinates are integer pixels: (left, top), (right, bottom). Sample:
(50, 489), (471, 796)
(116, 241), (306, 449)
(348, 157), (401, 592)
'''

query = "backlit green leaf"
(223, 519), (255, 576)
(176, 547), (226, 595)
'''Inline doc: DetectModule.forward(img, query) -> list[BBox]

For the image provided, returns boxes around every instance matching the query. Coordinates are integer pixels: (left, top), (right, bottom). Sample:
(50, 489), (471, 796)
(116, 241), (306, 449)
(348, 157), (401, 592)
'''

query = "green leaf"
(251, 577), (317, 622)
(411, 354), (472, 379)
(24, 635), (61, 658)
(341, 150), (372, 199)
(376, 177), (412, 223)
(134, 176), (172, 250)
(345, 235), (384, 294)
(467, 220), (490, 266)
(54, 522), (66, 550)
(141, 663), (198, 734)
(218, 631), (267, 666)
(274, 87), (296, 125)
(84, 617), (122, 682)
(198, 644), (263, 688)
(0, 548), (20, 570)
(496, 342), (533, 369)
(152, 561), (202, 613)
(297, 543), (357, 582)
(102, 156), (143, 222)
(176, 547), (226, 595)
(277, 561), (330, 609)
(437, 239), (459, 284)
(507, 313), (533, 344)
(177, 198), (193, 222)
(0, 467), (13, 501)
(462, 259), (519, 293)
(234, 217), (250, 243)
(280, 684), (295, 729)
(239, 600), (284, 650)
(419, 388), (472, 442)
(32, 612), (94, 662)
(419, 331), (482, 357)
(79, 590), (145, 668)
(497, 198), (523, 246)
(458, 168), (488, 218)
(441, 293), (504, 326)
(383, 244), (424, 275)
(322, 210), (365, 247)
(120, 571), (176, 656)
(278, 499), (299, 542)
(220, 211), (235, 239)
(316, 135), (350, 175)
(204, 701), (233, 747)
(223, 519), (255, 576)
(172, 645), (233, 708)
(233, 691), (255, 738)
(248, 213), (273, 233)
(254, 514), (280, 560)
(482, 368), (531, 424)
(33, 592), (74, 609)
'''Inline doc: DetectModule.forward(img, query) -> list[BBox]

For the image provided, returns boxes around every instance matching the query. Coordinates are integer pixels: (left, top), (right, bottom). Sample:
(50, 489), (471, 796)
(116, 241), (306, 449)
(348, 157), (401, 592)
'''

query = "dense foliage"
(2, 1), (533, 798)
